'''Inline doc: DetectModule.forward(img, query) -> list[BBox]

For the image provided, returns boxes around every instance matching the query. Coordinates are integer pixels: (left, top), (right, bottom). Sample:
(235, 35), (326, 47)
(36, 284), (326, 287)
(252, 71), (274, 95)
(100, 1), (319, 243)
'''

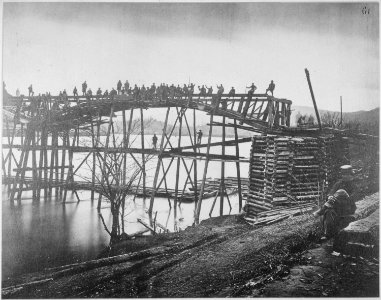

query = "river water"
(2, 134), (251, 279)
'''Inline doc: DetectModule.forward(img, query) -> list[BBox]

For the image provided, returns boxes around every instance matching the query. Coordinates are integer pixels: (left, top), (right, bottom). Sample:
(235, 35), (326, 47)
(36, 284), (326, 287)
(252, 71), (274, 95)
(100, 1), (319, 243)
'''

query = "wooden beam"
(149, 107), (171, 216)
(140, 108), (146, 197)
(173, 137), (252, 151)
(195, 112), (214, 224)
(234, 119), (243, 211)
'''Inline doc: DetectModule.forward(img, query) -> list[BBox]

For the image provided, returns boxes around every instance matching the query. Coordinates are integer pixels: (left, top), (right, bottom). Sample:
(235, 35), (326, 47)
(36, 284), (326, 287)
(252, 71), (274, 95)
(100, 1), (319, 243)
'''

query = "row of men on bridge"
(75, 80), (275, 101)
(17, 80), (276, 121)
(20, 80), (276, 101)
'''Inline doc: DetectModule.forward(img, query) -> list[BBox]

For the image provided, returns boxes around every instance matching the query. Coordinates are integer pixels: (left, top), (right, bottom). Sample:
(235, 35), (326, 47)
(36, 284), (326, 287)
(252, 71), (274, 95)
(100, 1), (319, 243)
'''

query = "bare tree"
(320, 111), (342, 128)
(78, 117), (154, 243)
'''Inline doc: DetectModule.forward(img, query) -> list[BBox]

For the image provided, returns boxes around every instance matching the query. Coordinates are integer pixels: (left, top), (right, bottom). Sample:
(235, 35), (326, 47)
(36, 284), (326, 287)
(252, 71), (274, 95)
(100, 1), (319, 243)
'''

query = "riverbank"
(2, 192), (378, 298)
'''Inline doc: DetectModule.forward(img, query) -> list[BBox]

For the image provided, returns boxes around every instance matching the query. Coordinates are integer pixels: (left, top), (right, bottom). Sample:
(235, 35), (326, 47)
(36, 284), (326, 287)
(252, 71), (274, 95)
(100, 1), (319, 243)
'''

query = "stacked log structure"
(245, 134), (350, 222)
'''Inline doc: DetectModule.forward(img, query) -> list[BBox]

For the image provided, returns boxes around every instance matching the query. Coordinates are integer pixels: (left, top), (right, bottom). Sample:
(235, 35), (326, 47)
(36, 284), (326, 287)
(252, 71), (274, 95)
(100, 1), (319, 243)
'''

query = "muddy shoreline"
(2, 192), (378, 298)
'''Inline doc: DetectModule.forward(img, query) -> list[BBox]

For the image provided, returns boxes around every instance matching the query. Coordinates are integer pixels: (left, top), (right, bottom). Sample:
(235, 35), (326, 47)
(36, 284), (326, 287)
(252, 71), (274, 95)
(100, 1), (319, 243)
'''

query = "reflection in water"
(2, 186), (241, 279)
(2, 136), (250, 279)
(2, 190), (110, 279)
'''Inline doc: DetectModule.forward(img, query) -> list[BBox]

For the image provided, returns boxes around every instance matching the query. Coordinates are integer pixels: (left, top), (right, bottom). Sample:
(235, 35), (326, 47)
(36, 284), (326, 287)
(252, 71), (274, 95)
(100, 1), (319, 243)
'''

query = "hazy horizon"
(3, 2), (379, 113)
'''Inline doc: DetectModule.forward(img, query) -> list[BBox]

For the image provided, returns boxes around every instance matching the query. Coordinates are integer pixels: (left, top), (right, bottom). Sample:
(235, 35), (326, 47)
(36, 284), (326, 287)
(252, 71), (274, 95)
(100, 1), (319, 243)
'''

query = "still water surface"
(2, 136), (251, 279)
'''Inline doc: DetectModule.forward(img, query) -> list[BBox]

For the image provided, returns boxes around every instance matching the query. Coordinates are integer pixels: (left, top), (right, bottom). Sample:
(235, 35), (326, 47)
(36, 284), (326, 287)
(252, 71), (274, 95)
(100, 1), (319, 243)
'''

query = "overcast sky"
(2, 2), (379, 112)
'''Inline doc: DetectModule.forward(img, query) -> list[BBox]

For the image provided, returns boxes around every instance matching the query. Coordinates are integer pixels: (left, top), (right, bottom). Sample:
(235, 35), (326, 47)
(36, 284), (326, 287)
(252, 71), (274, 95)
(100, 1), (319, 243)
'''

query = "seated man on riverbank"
(313, 189), (356, 239)
(313, 165), (358, 239)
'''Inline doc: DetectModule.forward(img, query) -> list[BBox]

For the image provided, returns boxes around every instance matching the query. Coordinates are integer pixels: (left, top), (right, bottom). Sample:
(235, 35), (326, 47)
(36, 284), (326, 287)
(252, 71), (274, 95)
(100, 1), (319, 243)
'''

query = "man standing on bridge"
(198, 85), (206, 98)
(197, 129), (203, 144)
(241, 83), (257, 123)
(188, 83), (195, 96)
(62, 89), (68, 106)
(86, 89), (93, 101)
(265, 80), (275, 96)
(124, 80), (130, 92)
(117, 80), (122, 95)
(82, 81), (87, 96)
(73, 86), (78, 98)
(152, 134), (158, 149)
(207, 86), (213, 96)
(228, 87), (235, 98)
(247, 83), (257, 95)
(169, 84), (176, 100)
(213, 84), (224, 111)
(109, 88), (117, 100)
(222, 87), (235, 110)
(28, 84), (34, 97)
(182, 84), (189, 98)
(140, 85), (147, 101)
(96, 88), (102, 100)
(133, 84), (139, 101)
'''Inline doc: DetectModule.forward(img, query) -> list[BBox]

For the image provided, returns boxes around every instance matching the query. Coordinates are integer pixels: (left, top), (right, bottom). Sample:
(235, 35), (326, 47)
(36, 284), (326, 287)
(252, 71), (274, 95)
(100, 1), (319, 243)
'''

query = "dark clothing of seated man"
(314, 189), (356, 238)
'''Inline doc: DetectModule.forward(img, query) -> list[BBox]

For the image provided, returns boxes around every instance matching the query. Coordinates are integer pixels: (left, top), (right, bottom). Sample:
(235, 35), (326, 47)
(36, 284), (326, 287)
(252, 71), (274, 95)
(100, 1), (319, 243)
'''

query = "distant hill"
(342, 107), (379, 124)
(291, 105), (379, 127)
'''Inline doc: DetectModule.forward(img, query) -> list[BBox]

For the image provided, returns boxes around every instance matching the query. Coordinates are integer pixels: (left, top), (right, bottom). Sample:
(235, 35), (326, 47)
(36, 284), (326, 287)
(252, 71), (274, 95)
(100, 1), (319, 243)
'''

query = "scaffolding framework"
(3, 92), (293, 223)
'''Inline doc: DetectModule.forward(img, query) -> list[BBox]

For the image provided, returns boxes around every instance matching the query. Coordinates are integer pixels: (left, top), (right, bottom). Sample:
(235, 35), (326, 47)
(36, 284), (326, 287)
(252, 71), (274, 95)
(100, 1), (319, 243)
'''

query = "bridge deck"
(4, 93), (292, 134)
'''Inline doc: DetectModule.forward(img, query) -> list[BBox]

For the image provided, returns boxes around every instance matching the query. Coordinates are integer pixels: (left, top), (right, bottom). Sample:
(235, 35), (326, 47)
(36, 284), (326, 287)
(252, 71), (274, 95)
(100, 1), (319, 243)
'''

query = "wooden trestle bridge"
(2, 91), (293, 223)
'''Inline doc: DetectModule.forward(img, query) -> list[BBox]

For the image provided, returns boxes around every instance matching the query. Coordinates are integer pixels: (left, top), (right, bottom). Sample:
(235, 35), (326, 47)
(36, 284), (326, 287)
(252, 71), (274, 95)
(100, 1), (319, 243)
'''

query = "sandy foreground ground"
(2, 192), (379, 298)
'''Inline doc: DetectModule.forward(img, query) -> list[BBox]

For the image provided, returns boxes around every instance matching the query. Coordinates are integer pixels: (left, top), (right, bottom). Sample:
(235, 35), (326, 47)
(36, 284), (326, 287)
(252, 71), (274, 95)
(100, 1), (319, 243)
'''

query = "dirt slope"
(2, 192), (379, 298)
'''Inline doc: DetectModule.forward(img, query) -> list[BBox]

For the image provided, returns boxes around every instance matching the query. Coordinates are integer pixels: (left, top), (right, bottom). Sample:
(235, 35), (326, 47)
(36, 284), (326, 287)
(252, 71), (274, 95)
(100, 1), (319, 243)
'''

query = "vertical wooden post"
(16, 129), (32, 202)
(305, 68), (322, 130)
(43, 131), (48, 200)
(63, 130), (75, 203)
(281, 103), (286, 126)
(2, 152), (7, 180)
(20, 124), (24, 145)
(76, 125), (79, 146)
(9, 130), (29, 201)
(126, 109), (134, 148)
(93, 114), (102, 198)
(54, 133), (59, 198)
(195, 113), (214, 224)
(90, 119), (96, 201)
(97, 106), (114, 209)
(219, 116), (226, 216)
(9, 122), (17, 188)
(267, 98), (274, 128)
(286, 104), (291, 127)
(6, 119), (14, 189)
(234, 119), (243, 211)
(31, 130), (37, 200)
(37, 128), (46, 200)
(140, 108), (146, 197)
(193, 108), (198, 209)
(161, 160), (172, 208)
(59, 131), (67, 200)
(340, 96), (343, 127)
(179, 159), (194, 204)
(122, 110), (127, 185)
(273, 101), (280, 127)
(174, 108), (183, 229)
(48, 131), (56, 197)
(149, 107), (170, 216)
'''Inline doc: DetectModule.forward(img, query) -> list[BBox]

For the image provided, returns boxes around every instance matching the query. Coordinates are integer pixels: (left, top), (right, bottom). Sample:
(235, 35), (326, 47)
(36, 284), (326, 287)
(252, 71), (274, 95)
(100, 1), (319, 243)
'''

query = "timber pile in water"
(245, 134), (350, 223)
(133, 177), (249, 202)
